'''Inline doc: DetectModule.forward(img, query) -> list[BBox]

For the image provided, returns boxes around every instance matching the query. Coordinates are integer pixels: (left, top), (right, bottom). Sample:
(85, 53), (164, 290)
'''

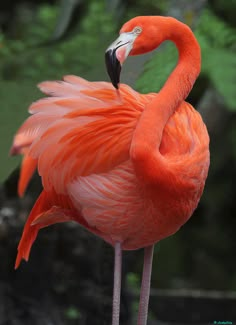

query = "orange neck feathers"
(130, 17), (201, 181)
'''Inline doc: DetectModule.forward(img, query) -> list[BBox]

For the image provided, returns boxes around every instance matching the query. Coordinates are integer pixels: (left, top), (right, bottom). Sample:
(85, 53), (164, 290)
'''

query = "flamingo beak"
(105, 32), (136, 89)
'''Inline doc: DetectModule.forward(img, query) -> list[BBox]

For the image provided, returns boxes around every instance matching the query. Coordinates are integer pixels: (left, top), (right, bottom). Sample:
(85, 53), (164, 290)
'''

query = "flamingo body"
(12, 76), (209, 266)
(11, 15), (210, 324)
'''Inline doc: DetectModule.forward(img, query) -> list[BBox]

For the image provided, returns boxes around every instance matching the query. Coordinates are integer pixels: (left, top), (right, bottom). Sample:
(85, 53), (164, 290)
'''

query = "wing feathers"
(12, 76), (150, 194)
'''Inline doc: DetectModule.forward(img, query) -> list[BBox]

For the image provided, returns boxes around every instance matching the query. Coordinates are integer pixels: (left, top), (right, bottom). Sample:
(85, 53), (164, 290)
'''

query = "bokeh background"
(0, 0), (235, 324)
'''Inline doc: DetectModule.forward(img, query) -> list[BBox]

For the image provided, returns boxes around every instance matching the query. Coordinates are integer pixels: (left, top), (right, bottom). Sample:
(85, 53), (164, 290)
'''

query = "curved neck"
(156, 17), (201, 116)
(131, 18), (201, 182)
(134, 18), (201, 149)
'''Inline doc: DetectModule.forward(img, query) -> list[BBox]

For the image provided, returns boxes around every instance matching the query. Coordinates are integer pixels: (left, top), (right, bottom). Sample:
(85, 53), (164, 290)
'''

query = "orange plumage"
(12, 76), (209, 267)
(11, 16), (209, 324)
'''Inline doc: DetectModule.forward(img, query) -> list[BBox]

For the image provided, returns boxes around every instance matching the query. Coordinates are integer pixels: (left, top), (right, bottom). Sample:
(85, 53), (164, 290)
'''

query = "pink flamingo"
(11, 16), (209, 325)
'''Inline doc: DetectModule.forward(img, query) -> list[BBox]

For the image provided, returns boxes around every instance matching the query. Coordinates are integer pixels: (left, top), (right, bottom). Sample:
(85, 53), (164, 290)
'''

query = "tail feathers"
(15, 190), (80, 269)
(10, 139), (38, 197)
(18, 154), (37, 197)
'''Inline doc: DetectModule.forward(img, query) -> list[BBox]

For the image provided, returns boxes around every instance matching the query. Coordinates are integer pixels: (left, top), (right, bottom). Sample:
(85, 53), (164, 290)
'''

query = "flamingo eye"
(133, 26), (142, 35)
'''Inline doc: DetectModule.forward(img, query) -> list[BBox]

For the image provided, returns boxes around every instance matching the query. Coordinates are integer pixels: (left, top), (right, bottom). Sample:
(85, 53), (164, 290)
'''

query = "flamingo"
(11, 16), (209, 325)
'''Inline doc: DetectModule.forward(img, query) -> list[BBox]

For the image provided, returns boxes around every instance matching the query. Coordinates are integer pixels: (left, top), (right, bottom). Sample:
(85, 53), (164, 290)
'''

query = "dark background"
(0, 0), (236, 324)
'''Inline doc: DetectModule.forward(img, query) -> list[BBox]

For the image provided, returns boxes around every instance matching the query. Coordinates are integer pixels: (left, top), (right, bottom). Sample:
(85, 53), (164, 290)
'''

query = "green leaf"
(203, 48), (236, 111)
(135, 43), (178, 93)
(65, 306), (81, 320)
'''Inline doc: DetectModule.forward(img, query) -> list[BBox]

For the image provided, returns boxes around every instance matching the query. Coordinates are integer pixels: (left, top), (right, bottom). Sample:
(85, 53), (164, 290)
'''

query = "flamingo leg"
(137, 244), (155, 325)
(112, 242), (122, 325)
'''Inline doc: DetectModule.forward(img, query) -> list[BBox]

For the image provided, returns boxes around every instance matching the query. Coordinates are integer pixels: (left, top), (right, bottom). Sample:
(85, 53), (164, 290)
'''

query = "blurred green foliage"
(65, 306), (81, 320)
(0, 2), (116, 81)
(0, 1), (116, 181)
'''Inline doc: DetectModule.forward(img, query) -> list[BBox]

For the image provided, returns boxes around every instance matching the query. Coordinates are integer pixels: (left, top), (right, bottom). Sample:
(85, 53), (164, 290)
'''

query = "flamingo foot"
(112, 242), (122, 325)
(137, 244), (155, 325)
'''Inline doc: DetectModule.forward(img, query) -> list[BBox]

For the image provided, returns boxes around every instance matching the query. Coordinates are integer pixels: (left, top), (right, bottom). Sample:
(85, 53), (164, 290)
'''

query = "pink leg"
(112, 242), (122, 325)
(137, 244), (155, 325)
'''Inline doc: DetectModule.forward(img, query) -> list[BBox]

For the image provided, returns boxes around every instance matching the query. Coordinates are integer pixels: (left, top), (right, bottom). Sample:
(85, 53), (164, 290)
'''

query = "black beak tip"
(105, 49), (121, 90)
(112, 82), (119, 90)
(113, 82), (119, 90)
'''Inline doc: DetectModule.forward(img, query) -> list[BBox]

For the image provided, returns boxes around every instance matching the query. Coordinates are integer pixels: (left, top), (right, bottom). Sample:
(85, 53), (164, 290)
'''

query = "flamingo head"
(105, 16), (166, 89)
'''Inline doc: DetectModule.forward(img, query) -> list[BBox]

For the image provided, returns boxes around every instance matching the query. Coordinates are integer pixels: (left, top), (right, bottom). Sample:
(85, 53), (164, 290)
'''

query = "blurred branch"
(129, 288), (236, 324)
(51, 0), (83, 41)
(150, 288), (236, 299)
(167, 0), (207, 26)
(106, 0), (125, 19)
(129, 287), (236, 299)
